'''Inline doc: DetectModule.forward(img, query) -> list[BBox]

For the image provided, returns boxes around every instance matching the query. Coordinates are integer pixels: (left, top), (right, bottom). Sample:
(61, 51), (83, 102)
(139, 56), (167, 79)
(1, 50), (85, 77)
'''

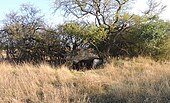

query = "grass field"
(0, 57), (170, 103)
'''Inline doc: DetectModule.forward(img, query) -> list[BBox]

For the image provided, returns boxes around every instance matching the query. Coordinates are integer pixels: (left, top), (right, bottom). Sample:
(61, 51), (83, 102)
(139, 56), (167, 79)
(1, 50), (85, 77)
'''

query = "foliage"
(53, 0), (170, 60)
(130, 17), (170, 58)
(56, 22), (108, 58)
(0, 0), (170, 65)
(0, 4), (45, 62)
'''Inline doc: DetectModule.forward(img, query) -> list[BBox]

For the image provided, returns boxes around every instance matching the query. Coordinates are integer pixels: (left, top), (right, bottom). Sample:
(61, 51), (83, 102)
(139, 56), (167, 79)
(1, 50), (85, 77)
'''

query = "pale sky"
(0, 0), (64, 26)
(0, 0), (170, 27)
(132, 0), (170, 21)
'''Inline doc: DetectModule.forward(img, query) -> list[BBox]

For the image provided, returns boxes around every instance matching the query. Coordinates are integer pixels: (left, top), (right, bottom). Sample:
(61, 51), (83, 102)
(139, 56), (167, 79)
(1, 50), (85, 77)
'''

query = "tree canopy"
(0, 0), (170, 66)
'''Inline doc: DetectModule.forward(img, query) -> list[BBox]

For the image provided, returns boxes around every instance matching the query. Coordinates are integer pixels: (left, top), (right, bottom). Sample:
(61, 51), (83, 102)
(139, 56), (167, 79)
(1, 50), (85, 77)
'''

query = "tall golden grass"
(0, 57), (170, 103)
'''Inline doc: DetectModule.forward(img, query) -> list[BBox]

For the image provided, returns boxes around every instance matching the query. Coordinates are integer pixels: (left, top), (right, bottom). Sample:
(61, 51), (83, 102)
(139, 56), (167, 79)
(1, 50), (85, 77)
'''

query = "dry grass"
(1, 57), (170, 103)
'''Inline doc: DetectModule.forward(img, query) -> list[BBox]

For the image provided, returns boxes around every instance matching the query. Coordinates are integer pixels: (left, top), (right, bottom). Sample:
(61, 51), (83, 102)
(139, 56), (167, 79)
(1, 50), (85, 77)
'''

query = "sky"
(0, 0), (170, 27)
(132, 0), (170, 20)
(0, 0), (64, 26)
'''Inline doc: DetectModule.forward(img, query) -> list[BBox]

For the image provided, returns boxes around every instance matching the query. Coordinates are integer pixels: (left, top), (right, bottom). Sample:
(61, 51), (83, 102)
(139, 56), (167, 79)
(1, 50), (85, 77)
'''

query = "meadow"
(0, 57), (170, 103)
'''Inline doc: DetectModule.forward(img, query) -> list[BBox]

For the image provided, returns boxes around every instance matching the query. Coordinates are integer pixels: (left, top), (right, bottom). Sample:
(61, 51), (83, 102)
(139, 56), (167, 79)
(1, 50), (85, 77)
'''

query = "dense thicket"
(0, 0), (170, 66)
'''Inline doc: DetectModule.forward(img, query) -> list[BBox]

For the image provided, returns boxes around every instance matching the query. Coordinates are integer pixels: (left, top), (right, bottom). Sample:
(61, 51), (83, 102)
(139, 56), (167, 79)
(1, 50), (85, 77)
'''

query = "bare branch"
(144, 0), (167, 16)
(53, 0), (132, 28)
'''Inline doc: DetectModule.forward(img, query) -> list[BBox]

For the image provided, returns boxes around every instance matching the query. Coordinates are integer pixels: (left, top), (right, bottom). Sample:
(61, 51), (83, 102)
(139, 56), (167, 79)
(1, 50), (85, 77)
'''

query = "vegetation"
(1, 57), (170, 103)
(53, 0), (170, 58)
(0, 1), (170, 103)
(0, 0), (170, 65)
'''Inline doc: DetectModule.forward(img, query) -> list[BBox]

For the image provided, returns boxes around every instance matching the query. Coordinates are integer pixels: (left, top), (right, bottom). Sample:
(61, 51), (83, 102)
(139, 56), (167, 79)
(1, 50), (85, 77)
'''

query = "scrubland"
(0, 57), (170, 103)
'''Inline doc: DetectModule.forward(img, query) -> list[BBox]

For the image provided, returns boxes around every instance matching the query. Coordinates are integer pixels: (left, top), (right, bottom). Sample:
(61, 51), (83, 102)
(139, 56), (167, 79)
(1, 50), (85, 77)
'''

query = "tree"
(53, 0), (170, 60)
(143, 0), (166, 17)
(128, 16), (170, 58)
(54, 0), (135, 57)
(56, 22), (107, 60)
(54, 0), (133, 28)
(1, 4), (45, 62)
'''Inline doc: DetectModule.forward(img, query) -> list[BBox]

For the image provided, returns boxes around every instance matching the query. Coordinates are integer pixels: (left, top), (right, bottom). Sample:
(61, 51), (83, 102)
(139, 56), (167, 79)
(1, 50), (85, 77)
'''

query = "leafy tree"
(53, 0), (135, 57)
(1, 4), (45, 62)
(53, 0), (170, 60)
(56, 22), (108, 59)
(129, 16), (170, 58)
